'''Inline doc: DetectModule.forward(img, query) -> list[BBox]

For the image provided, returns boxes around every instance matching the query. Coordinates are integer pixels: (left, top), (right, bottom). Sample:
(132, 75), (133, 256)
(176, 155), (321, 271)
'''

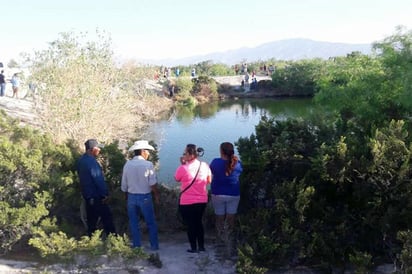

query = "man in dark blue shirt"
(77, 139), (116, 236)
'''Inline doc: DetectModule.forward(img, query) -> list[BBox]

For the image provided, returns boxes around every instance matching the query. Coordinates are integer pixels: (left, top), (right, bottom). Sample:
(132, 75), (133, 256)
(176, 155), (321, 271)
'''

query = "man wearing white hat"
(121, 140), (160, 250)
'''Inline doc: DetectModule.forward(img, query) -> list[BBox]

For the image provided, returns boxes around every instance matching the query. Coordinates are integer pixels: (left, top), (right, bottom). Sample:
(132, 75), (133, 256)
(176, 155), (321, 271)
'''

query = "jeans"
(0, 83), (5, 96)
(127, 193), (159, 250)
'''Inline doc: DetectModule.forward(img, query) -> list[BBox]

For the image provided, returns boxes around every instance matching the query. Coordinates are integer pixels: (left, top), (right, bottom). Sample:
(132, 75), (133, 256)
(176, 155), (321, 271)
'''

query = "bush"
(175, 77), (194, 103)
(192, 76), (219, 102)
(236, 114), (412, 269)
(25, 31), (171, 144)
(398, 230), (412, 273)
(0, 112), (72, 254)
(271, 59), (324, 96)
(29, 228), (145, 260)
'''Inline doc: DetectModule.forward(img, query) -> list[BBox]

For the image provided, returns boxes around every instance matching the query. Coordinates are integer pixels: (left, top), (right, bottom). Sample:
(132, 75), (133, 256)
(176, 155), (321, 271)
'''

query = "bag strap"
(180, 162), (202, 196)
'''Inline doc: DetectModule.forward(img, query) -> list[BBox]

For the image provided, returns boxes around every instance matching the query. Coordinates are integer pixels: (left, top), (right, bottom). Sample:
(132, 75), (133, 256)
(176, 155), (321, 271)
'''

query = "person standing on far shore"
(0, 70), (6, 97)
(11, 73), (20, 99)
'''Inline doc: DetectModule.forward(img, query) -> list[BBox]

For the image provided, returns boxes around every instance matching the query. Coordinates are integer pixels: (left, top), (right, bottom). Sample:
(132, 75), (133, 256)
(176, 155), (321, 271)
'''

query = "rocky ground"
(0, 95), (39, 127)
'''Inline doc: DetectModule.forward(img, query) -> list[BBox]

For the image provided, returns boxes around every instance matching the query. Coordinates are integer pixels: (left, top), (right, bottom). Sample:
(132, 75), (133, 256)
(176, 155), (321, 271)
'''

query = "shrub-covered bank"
(235, 27), (412, 272)
(2, 27), (412, 273)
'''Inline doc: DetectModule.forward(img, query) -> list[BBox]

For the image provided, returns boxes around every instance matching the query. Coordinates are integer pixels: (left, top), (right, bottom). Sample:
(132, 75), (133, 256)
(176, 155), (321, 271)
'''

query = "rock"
(0, 96), (40, 128)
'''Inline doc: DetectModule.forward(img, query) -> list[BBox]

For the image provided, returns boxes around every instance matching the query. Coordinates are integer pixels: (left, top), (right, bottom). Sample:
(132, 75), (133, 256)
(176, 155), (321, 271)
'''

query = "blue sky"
(1, 0), (411, 63)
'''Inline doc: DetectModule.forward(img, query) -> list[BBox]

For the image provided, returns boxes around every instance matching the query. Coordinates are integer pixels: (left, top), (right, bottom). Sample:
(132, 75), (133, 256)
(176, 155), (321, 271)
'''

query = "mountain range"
(140, 38), (373, 66)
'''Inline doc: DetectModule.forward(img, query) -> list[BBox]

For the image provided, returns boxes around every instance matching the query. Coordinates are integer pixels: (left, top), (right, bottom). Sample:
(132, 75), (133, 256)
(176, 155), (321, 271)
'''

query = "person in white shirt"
(121, 140), (160, 250)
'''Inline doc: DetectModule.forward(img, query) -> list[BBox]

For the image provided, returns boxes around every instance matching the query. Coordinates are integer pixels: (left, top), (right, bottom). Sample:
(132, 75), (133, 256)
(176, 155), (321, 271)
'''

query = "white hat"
(128, 140), (155, 152)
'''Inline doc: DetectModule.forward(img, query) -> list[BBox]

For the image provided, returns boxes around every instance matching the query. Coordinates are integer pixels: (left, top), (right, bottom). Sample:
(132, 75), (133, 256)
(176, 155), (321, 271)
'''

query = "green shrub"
(398, 230), (412, 273)
(29, 230), (78, 259)
(236, 244), (268, 274)
(0, 192), (50, 254)
(349, 251), (373, 274)
(236, 113), (412, 269)
(175, 77), (194, 102)
(106, 233), (145, 259)
(29, 228), (146, 260)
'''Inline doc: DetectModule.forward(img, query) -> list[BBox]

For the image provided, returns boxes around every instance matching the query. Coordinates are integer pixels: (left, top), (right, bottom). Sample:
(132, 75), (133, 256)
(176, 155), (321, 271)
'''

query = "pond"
(143, 98), (314, 186)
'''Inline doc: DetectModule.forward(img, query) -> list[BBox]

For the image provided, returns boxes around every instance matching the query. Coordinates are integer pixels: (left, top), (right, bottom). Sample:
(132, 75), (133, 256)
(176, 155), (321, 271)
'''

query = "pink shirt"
(175, 159), (211, 205)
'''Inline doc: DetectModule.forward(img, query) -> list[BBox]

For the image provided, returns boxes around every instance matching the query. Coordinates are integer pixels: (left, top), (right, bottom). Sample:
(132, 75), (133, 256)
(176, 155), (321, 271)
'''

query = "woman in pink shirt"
(175, 144), (211, 253)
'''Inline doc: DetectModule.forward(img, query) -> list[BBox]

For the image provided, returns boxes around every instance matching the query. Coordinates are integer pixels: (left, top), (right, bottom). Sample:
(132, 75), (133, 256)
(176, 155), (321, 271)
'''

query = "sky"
(1, 0), (411, 64)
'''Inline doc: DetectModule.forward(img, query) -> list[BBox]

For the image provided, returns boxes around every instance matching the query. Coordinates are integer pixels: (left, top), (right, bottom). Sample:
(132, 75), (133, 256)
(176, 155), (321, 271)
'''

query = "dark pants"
(85, 197), (116, 236)
(179, 203), (207, 250)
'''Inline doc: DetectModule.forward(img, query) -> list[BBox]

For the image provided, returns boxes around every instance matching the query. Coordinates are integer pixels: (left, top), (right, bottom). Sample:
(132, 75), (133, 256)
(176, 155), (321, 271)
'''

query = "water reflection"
(143, 98), (313, 186)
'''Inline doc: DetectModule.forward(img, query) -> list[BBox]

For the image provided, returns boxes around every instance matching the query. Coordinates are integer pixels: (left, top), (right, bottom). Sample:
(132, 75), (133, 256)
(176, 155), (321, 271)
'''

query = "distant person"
(11, 73), (20, 99)
(0, 70), (5, 97)
(175, 144), (211, 253)
(28, 82), (37, 96)
(210, 142), (242, 255)
(77, 139), (116, 237)
(269, 65), (274, 75)
(244, 73), (249, 85)
(121, 140), (160, 251)
(243, 63), (248, 74)
(191, 68), (196, 77)
(251, 77), (258, 90)
(175, 68), (180, 77)
(169, 84), (175, 97)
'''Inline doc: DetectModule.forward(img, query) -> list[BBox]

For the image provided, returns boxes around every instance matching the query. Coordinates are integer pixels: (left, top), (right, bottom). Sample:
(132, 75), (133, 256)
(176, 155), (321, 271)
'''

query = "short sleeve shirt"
(175, 159), (211, 205)
(121, 155), (157, 194)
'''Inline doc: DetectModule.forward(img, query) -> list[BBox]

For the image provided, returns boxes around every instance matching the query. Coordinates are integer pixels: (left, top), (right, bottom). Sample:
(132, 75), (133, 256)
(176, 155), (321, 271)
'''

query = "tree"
(373, 26), (412, 112)
(7, 59), (19, 68)
(271, 59), (325, 96)
(25, 31), (170, 144)
(315, 27), (412, 134)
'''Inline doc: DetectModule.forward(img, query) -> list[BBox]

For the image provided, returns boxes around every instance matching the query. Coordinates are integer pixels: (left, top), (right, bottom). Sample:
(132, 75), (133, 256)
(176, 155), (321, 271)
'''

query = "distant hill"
(140, 38), (372, 66)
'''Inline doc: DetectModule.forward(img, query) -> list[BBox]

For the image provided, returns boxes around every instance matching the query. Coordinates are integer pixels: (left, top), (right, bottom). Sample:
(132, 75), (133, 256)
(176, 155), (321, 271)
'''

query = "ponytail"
(226, 154), (239, 176)
(220, 142), (238, 176)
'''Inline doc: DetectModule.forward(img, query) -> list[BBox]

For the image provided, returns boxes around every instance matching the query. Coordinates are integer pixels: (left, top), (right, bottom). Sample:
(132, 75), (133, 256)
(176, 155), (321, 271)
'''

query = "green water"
(144, 98), (314, 185)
